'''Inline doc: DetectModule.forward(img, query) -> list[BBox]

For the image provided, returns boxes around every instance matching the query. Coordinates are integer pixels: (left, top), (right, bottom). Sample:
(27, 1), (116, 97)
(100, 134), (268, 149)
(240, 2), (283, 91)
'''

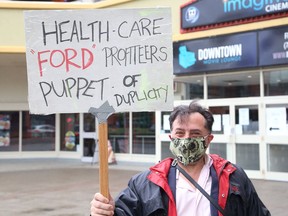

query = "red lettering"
(82, 48), (93, 69)
(38, 50), (50, 77)
(50, 50), (65, 68)
(37, 48), (94, 77)
(65, 48), (81, 72)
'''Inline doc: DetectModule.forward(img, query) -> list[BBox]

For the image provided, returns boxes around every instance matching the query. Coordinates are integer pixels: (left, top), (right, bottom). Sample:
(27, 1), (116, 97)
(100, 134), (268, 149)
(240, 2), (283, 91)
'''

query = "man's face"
(170, 112), (213, 142)
(169, 112), (213, 165)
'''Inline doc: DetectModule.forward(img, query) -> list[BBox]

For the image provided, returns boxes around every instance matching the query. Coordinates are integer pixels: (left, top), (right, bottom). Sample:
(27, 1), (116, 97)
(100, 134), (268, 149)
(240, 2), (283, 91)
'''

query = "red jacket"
(114, 155), (270, 216)
(148, 155), (236, 216)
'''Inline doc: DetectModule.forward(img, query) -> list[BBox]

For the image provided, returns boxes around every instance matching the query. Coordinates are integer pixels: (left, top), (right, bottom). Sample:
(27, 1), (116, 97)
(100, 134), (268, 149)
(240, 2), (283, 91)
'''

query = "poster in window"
(0, 115), (10, 146)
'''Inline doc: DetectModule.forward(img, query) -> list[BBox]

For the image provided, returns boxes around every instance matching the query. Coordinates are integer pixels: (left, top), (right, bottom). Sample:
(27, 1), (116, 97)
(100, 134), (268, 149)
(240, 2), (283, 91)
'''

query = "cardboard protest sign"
(24, 8), (174, 115)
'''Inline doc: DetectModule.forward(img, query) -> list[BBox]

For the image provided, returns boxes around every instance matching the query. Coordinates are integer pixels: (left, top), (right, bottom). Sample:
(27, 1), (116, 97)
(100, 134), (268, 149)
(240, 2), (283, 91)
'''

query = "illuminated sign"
(259, 26), (288, 66)
(173, 32), (257, 74)
(181, 0), (288, 29)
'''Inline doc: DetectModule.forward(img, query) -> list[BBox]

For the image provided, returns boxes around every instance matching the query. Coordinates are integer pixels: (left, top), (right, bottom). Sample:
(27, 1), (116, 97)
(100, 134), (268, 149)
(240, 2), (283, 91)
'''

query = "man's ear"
(207, 134), (214, 143)
(205, 135), (213, 148)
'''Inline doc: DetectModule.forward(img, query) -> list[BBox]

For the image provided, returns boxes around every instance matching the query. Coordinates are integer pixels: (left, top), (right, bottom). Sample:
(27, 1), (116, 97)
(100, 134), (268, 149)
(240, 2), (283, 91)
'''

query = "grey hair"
(169, 100), (214, 132)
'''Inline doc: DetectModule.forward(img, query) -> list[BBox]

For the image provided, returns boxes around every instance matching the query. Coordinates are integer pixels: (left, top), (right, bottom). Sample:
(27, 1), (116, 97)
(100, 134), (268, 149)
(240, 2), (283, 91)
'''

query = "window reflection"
(209, 143), (227, 159)
(161, 112), (171, 133)
(22, 112), (55, 151)
(236, 143), (259, 170)
(161, 141), (173, 160)
(108, 113), (129, 153)
(83, 138), (96, 157)
(207, 72), (260, 98)
(209, 106), (230, 135)
(268, 144), (288, 172)
(84, 113), (95, 132)
(174, 76), (204, 100)
(132, 112), (155, 154)
(235, 105), (259, 135)
(0, 112), (19, 152)
(264, 69), (288, 96)
(60, 114), (79, 151)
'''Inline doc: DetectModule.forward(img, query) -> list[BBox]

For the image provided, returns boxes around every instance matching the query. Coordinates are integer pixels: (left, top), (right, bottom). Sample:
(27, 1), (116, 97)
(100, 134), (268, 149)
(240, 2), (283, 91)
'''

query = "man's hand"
(90, 193), (115, 216)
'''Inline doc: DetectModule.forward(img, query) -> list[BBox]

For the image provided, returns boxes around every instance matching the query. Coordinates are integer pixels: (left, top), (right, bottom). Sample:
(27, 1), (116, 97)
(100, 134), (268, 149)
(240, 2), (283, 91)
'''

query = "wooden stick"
(98, 122), (109, 198)
(88, 102), (115, 199)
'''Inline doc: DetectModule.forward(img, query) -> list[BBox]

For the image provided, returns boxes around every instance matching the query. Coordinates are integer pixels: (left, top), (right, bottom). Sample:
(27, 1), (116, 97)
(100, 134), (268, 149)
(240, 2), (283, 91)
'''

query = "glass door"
(81, 113), (97, 162)
(207, 100), (264, 179)
(208, 105), (231, 160)
(234, 104), (262, 179)
(265, 103), (288, 181)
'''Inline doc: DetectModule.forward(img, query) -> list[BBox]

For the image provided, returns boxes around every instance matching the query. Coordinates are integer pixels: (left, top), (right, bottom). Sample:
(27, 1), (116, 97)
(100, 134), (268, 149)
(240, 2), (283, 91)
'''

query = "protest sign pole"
(89, 101), (115, 198)
(98, 122), (109, 198)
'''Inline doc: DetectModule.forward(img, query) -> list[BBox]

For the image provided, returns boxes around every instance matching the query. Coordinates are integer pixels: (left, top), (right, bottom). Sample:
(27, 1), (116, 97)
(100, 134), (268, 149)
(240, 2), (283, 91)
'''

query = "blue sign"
(259, 26), (288, 66)
(181, 0), (288, 29)
(173, 32), (258, 74)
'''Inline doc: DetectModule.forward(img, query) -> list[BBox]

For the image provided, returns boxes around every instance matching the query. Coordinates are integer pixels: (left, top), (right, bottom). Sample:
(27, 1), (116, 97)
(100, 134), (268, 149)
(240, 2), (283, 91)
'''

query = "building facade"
(0, 0), (288, 181)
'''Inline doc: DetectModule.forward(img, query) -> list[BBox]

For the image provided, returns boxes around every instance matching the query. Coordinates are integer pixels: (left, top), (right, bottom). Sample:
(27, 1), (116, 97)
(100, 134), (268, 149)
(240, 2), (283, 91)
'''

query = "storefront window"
(0, 112), (19, 152)
(132, 112), (155, 154)
(161, 141), (173, 160)
(207, 72), (260, 98)
(22, 112), (55, 151)
(108, 113), (129, 153)
(264, 69), (288, 96)
(60, 114), (79, 151)
(84, 113), (95, 132)
(209, 106), (230, 135)
(265, 104), (288, 136)
(267, 144), (288, 172)
(174, 76), (204, 100)
(209, 143), (227, 159)
(236, 143), (260, 170)
(83, 138), (96, 157)
(161, 111), (171, 133)
(82, 113), (96, 156)
(235, 105), (259, 135)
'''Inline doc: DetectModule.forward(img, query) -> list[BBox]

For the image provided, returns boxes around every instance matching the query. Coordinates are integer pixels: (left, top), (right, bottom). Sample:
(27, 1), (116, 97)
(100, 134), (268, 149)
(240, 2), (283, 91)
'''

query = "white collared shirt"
(176, 155), (213, 216)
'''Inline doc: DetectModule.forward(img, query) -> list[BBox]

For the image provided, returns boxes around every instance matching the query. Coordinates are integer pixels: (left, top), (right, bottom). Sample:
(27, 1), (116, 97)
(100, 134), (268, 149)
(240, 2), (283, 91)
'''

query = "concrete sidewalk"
(0, 158), (287, 216)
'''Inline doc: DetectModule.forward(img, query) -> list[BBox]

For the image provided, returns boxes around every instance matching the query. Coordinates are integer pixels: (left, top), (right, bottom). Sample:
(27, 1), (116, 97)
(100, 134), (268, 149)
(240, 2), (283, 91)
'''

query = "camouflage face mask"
(169, 137), (207, 166)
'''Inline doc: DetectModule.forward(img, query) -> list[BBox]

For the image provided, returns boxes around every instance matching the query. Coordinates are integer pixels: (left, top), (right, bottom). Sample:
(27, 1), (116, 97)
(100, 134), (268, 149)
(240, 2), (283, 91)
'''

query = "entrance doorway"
(207, 101), (263, 179)
(81, 113), (97, 162)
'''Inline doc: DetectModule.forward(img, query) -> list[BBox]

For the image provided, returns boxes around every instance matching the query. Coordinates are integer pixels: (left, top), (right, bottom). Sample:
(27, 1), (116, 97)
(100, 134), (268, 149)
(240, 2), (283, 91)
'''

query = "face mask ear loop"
(204, 134), (210, 148)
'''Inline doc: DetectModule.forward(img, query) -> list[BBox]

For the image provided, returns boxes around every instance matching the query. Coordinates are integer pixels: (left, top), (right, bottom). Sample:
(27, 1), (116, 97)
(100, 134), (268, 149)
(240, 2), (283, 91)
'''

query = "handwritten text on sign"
(24, 8), (174, 114)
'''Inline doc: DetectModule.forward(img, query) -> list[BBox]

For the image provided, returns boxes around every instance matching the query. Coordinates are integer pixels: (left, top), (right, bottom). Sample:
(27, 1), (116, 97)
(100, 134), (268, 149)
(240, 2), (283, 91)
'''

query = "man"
(90, 101), (270, 216)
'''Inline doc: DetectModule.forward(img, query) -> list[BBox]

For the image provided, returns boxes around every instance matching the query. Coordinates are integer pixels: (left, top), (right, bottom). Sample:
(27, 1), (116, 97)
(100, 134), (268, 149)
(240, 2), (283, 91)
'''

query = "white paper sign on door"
(266, 107), (287, 135)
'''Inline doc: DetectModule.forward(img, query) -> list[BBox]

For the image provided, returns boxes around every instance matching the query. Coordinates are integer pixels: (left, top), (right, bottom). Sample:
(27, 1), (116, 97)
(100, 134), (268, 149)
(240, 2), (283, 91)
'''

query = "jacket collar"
(149, 157), (174, 176)
(209, 154), (236, 176)
(149, 155), (236, 177)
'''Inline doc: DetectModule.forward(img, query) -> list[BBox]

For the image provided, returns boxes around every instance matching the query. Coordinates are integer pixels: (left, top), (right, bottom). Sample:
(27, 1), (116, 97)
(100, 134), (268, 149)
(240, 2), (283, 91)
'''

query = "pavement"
(0, 158), (287, 216)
